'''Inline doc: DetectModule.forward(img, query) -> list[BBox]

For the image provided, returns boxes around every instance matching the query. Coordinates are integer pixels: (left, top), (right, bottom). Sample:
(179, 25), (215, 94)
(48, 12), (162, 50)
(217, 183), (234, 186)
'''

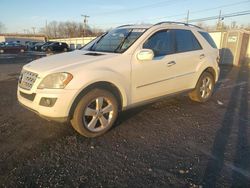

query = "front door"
(131, 29), (178, 103)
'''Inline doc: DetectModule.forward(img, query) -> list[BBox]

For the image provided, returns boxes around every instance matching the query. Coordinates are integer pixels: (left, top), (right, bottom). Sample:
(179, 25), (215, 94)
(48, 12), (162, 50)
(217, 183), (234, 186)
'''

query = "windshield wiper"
(114, 29), (133, 53)
(90, 32), (108, 51)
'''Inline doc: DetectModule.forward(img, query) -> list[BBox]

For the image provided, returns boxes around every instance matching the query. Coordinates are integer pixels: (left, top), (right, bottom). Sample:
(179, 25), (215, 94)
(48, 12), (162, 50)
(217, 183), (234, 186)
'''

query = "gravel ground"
(0, 54), (249, 187)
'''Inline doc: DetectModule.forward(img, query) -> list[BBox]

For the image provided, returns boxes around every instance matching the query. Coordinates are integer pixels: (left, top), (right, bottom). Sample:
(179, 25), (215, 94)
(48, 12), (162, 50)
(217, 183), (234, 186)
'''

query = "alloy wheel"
(83, 97), (114, 132)
(200, 77), (212, 99)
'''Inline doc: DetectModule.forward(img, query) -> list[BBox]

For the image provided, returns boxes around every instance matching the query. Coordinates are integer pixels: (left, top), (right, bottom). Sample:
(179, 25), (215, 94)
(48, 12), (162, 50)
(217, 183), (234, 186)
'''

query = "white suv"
(18, 22), (220, 137)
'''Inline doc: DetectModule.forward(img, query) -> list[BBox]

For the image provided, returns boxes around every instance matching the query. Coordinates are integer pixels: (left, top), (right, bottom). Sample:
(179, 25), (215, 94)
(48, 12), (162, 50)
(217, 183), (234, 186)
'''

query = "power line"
(189, 0), (250, 15)
(92, 0), (185, 16)
(146, 0), (250, 22)
(91, 9), (250, 31)
(91, 0), (250, 27)
(188, 10), (250, 23)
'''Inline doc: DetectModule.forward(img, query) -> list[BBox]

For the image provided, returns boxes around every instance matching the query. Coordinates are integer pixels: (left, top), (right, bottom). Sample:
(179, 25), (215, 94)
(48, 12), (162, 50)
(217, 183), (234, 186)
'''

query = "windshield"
(81, 36), (102, 50)
(88, 28), (146, 53)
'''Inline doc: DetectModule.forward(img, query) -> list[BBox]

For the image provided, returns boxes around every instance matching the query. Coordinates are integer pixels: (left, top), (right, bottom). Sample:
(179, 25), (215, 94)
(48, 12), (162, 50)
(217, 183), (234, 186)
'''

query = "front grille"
(19, 70), (38, 90)
(19, 91), (36, 101)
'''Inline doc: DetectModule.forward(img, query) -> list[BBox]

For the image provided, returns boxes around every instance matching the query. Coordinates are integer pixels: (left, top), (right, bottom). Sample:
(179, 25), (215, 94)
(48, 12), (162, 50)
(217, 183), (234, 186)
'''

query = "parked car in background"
(42, 42), (69, 52)
(0, 42), (6, 47)
(27, 41), (39, 50)
(0, 43), (27, 53)
(33, 42), (46, 51)
(33, 42), (54, 51)
(39, 42), (55, 51)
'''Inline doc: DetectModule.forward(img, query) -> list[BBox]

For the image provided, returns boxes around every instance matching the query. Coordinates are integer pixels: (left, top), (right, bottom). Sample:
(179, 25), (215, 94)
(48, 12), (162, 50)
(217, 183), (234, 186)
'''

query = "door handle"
(167, 61), (176, 67)
(200, 54), (205, 59)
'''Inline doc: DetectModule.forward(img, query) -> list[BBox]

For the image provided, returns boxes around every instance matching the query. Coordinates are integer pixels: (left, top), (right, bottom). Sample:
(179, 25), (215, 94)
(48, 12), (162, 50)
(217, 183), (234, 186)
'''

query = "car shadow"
(214, 48), (234, 93)
(202, 59), (250, 187)
(113, 104), (151, 129)
(231, 58), (250, 187)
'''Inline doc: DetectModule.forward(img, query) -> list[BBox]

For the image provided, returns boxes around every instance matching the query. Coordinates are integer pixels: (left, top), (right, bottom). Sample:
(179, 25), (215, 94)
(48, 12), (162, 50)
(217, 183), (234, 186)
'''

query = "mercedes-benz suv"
(17, 22), (220, 137)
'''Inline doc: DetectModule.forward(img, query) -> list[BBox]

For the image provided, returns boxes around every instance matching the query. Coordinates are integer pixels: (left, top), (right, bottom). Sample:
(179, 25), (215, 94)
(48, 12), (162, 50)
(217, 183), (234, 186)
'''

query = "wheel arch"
(68, 81), (124, 120)
(192, 66), (217, 89)
(203, 67), (216, 80)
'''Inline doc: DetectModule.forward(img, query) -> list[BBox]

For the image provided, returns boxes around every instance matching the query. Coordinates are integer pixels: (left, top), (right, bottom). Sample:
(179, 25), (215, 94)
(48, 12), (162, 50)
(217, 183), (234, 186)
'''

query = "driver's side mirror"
(137, 49), (154, 61)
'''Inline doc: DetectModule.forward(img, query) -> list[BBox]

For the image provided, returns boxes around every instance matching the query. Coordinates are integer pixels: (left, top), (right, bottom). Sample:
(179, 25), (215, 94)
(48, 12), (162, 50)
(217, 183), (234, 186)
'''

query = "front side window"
(143, 30), (175, 57)
(174, 29), (202, 53)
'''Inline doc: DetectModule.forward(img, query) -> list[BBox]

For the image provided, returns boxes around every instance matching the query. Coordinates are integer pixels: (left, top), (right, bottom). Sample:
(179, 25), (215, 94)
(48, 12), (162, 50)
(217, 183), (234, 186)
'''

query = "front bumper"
(17, 87), (78, 123)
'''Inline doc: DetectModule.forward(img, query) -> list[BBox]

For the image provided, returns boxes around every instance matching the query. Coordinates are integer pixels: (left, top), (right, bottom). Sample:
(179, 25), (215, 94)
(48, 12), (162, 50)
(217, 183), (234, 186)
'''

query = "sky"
(1, 0), (250, 33)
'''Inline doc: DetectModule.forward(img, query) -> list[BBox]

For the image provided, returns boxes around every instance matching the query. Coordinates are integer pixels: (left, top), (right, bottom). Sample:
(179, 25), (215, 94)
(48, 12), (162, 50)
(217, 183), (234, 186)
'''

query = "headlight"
(38, 72), (73, 89)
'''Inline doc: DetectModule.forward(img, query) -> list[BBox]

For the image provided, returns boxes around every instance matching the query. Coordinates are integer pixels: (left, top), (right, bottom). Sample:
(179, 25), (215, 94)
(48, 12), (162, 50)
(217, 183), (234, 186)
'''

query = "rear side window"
(174, 30), (202, 53)
(143, 30), (175, 57)
(199, 31), (217, 49)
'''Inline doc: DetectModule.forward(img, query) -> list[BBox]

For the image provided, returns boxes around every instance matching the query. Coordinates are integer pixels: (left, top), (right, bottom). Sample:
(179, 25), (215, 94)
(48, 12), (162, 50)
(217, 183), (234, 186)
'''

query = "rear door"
(169, 29), (205, 90)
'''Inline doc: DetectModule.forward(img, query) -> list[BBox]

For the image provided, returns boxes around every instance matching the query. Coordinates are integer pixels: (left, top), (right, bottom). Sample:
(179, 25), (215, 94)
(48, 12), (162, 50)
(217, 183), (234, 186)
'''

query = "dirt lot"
(0, 54), (249, 187)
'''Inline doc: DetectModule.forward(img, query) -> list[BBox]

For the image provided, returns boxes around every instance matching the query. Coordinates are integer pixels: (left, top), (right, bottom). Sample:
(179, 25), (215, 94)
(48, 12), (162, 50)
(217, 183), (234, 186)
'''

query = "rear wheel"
(189, 72), (215, 103)
(71, 89), (118, 137)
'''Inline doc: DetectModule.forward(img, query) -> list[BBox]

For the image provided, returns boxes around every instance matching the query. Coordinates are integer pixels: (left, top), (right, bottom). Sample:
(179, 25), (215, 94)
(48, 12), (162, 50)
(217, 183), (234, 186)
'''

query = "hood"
(24, 50), (118, 73)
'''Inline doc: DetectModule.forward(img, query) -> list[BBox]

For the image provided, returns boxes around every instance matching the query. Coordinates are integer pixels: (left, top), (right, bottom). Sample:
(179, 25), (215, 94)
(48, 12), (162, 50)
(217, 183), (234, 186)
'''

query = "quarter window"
(199, 31), (217, 49)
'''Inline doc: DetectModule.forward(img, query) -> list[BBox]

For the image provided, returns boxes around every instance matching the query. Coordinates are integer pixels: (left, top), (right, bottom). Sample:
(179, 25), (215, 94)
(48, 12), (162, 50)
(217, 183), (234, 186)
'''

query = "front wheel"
(71, 89), (118, 137)
(189, 72), (215, 103)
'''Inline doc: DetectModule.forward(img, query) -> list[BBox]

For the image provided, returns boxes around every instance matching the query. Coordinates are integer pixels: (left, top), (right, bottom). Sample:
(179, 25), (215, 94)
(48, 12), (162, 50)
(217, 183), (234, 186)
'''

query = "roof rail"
(117, 24), (134, 28)
(153, 21), (202, 29)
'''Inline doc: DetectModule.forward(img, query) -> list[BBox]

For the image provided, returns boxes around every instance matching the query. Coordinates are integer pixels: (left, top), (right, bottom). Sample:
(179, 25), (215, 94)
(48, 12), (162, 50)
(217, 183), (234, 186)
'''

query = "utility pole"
(217, 10), (222, 30)
(81, 14), (90, 37)
(186, 10), (190, 24)
(45, 20), (48, 34)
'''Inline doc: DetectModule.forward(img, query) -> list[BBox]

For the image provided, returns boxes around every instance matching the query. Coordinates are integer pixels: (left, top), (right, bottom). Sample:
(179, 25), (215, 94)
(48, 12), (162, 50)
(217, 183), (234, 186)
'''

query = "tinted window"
(174, 30), (202, 53)
(199, 31), (217, 48)
(143, 30), (175, 57)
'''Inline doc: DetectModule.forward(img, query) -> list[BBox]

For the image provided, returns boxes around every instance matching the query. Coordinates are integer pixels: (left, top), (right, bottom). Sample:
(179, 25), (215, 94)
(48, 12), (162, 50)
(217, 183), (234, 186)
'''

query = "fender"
(67, 68), (130, 113)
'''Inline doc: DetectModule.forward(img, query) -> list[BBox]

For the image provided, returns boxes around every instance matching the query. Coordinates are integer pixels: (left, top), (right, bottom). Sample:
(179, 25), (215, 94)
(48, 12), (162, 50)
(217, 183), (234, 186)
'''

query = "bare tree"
(40, 21), (102, 39)
(0, 22), (6, 33)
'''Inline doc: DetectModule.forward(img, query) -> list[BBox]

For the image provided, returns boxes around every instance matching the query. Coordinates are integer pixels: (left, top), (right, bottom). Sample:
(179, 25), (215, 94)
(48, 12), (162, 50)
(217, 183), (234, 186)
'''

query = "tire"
(189, 72), (215, 103)
(71, 88), (118, 137)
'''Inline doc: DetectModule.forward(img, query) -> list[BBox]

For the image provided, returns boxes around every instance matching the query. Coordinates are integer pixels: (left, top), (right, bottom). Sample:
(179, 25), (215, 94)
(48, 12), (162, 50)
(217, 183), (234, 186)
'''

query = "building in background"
(210, 29), (250, 66)
(49, 37), (96, 50)
(0, 34), (46, 45)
